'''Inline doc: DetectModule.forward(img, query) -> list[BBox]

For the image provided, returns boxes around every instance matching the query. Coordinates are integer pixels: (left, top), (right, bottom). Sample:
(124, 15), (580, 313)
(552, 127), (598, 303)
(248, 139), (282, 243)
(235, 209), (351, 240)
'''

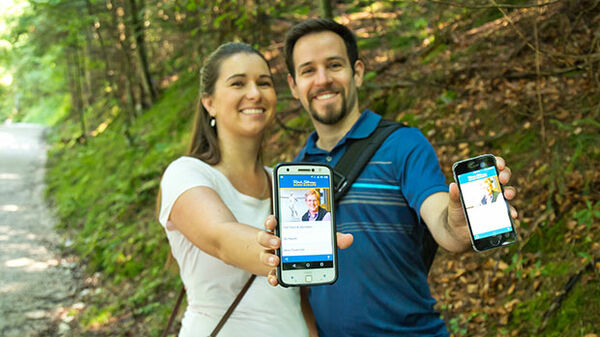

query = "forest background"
(1, 0), (599, 336)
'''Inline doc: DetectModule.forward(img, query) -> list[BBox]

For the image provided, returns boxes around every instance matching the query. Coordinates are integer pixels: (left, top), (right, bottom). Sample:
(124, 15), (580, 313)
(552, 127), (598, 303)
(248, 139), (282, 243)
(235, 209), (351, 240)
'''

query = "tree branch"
(427, 0), (563, 9)
(537, 256), (600, 333)
(274, 107), (312, 134)
(432, 130), (511, 146)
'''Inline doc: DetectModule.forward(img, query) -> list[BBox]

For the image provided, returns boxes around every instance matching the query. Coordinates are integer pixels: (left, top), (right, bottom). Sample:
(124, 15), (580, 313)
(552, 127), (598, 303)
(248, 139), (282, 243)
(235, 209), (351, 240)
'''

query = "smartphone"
(452, 154), (517, 251)
(272, 163), (337, 287)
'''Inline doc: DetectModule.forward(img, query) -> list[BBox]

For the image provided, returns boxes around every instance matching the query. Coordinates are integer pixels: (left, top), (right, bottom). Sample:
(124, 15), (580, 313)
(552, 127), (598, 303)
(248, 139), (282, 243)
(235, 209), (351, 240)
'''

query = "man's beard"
(308, 88), (349, 125)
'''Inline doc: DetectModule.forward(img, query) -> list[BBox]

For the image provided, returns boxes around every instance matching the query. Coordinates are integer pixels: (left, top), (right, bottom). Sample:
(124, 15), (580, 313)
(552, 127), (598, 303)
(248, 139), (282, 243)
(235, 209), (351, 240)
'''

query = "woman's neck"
(214, 132), (268, 199)
(218, 131), (262, 170)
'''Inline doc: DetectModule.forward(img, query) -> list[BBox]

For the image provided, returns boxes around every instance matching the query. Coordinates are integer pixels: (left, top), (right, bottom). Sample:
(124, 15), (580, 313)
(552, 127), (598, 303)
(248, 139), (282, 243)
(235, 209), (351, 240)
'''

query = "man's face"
(287, 31), (364, 126)
(305, 194), (320, 213)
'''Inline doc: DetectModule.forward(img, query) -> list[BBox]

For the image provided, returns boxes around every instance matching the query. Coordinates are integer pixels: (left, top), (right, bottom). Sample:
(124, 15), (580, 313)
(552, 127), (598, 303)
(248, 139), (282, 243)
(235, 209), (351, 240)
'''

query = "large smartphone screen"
(457, 166), (513, 239)
(277, 173), (334, 270)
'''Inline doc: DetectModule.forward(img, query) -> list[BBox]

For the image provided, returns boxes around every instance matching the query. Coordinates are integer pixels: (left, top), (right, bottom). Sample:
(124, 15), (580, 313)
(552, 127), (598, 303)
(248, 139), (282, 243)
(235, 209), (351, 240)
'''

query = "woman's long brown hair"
(156, 43), (273, 265)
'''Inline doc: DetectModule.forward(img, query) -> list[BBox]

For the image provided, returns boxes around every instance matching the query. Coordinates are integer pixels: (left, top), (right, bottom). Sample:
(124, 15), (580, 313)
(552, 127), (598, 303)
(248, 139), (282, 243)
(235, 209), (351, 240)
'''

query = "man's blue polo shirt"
(295, 110), (449, 337)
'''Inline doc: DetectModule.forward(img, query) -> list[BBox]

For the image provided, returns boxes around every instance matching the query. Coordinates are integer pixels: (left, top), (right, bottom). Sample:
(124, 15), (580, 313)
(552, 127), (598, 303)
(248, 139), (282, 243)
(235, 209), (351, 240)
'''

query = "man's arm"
(420, 156), (517, 253)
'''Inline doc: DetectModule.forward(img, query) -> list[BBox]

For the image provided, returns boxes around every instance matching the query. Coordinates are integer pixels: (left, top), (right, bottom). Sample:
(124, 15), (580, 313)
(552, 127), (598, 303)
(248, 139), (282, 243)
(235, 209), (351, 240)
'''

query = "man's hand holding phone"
(257, 216), (354, 287)
(450, 155), (519, 251)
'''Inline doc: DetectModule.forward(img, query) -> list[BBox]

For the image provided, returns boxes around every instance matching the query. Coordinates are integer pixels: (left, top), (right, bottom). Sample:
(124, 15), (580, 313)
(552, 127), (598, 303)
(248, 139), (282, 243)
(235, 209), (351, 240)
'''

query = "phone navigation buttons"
(305, 275), (313, 283)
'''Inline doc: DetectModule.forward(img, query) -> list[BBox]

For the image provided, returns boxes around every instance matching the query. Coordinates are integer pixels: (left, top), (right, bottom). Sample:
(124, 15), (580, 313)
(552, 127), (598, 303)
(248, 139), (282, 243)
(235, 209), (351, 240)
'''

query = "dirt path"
(0, 123), (77, 336)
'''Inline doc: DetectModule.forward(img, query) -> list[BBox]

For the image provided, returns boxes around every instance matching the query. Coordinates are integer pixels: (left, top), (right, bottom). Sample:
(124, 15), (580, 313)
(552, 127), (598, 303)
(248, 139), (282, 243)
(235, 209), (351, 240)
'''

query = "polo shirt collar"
(297, 109), (381, 158)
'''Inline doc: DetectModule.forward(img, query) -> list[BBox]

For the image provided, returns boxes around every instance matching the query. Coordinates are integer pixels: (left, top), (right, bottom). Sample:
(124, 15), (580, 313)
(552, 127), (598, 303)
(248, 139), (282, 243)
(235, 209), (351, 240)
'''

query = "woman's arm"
(169, 185), (272, 276)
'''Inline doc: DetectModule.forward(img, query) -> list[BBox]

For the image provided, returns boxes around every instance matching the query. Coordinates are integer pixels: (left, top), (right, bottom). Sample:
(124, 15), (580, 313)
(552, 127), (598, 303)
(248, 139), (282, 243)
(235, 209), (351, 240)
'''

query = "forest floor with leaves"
(380, 3), (600, 336)
(265, 2), (600, 336)
(44, 1), (600, 336)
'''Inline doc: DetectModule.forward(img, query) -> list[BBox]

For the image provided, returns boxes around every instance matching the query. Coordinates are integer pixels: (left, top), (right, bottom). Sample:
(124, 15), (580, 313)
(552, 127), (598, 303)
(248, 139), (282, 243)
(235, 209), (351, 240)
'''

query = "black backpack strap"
(333, 119), (403, 202)
(332, 119), (438, 272)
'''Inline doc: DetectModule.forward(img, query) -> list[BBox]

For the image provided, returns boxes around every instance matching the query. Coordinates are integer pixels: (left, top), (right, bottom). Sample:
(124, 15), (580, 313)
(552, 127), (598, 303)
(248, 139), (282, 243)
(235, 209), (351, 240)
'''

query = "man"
(302, 189), (331, 221)
(258, 19), (517, 336)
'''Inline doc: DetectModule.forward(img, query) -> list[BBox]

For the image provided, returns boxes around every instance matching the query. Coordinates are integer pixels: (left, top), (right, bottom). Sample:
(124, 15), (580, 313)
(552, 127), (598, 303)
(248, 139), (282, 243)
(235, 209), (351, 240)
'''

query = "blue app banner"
(282, 254), (333, 263)
(474, 227), (513, 239)
(458, 166), (496, 185)
(278, 174), (330, 188)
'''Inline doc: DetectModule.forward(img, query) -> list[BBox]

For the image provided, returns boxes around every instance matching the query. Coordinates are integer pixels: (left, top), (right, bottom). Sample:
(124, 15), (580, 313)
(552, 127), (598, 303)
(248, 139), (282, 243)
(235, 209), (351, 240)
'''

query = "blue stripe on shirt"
(352, 183), (401, 190)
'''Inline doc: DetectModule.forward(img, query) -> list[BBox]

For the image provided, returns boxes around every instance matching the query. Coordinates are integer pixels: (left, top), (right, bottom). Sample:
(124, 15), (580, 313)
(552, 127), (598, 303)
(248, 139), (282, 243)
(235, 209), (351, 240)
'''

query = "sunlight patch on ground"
(0, 282), (21, 294)
(4, 257), (59, 271)
(0, 173), (20, 180)
(25, 310), (48, 320)
(1, 204), (20, 212)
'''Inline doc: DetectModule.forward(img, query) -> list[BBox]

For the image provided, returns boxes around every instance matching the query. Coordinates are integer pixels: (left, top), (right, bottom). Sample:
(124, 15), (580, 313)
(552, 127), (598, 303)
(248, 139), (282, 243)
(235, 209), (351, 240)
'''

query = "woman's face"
(203, 53), (276, 139)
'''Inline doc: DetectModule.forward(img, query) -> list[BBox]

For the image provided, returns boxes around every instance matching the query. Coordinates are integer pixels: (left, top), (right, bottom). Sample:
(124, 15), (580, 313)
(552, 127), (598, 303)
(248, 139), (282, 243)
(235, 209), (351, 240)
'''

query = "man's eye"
(231, 81), (243, 87)
(330, 63), (342, 69)
(301, 68), (314, 75)
(259, 81), (272, 87)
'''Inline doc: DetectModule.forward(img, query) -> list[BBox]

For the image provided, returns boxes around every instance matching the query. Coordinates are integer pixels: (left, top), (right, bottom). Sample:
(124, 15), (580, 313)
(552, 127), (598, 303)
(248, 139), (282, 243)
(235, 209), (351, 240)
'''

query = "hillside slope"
(45, 2), (599, 336)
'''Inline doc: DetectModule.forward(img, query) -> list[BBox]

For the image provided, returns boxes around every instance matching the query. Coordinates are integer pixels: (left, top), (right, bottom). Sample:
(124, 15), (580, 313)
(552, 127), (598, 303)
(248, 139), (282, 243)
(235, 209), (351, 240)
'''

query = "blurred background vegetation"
(1, 0), (599, 336)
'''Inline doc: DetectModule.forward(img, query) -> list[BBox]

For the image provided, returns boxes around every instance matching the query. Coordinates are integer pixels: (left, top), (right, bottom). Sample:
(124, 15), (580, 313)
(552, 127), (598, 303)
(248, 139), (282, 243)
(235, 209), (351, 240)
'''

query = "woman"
(157, 43), (308, 337)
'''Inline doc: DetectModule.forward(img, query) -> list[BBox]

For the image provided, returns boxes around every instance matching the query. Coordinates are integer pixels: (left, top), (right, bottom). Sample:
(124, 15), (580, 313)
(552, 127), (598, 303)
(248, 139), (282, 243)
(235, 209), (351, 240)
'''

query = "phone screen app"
(457, 167), (513, 239)
(278, 174), (333, 270)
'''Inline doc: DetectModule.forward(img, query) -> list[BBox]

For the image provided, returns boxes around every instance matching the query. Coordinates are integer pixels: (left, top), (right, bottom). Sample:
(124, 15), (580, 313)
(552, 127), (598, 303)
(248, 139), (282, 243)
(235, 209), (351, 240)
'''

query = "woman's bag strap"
(162, 275), (257, 337)
(164, 169), (268, 337)
(209, 274), (257, 337)
(162, 286), (186, 337)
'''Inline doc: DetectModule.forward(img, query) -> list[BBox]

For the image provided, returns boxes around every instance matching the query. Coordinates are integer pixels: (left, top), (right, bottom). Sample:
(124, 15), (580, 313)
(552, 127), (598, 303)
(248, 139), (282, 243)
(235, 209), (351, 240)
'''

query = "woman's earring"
(210, 117), (216, 128)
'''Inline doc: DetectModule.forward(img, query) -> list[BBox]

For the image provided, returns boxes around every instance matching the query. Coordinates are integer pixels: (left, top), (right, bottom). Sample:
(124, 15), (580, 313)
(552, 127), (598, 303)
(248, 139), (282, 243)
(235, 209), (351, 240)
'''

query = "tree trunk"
(128, 0), (157, 104)
(319, 0), (333, 19)
(85, 0), (114, 90)
(65, 49), (78, 120)
(71, 45), (87, 140)
(110, 0), (138, 121)
(81, 36), (93, 107)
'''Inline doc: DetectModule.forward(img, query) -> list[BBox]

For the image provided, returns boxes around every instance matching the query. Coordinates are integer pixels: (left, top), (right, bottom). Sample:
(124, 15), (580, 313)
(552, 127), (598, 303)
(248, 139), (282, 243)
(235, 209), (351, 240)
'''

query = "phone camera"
(480, 162), (486, 168)
(286, 168), (289, 172)
(311, 168), (315, 172)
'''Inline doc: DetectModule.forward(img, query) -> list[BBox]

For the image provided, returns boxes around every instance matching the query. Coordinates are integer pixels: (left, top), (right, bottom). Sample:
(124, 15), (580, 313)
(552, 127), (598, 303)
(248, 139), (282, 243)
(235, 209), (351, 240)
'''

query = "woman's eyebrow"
(226, 73), (246, 81)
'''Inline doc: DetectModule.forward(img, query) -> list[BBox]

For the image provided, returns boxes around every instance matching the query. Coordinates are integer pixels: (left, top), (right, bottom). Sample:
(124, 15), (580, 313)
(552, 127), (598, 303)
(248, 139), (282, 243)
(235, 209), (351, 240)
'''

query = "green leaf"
(364, 71), (377, 82)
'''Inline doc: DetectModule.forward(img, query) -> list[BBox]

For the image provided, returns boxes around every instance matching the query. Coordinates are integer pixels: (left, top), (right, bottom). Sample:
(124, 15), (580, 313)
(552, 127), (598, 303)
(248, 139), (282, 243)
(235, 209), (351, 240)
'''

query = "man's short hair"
(284, 18), (359, 80)
(305, 189), (321, 200)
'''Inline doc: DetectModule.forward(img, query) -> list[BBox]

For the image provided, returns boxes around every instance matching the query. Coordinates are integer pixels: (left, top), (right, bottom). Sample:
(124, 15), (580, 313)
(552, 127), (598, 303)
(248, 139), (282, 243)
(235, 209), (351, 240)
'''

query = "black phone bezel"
(452, 154), (517, 251)
(272, 162), (338, 287)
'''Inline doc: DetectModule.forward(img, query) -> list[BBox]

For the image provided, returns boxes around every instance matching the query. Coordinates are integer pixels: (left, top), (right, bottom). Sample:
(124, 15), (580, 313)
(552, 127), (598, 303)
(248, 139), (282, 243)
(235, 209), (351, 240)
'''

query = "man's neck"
(313, 109), (362, 152)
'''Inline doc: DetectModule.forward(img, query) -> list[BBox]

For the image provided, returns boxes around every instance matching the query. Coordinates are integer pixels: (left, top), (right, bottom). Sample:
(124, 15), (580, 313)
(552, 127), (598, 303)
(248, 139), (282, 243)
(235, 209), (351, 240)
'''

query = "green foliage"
(46, 75), (196, 334)
(573, 201), (600, 230)
(422, 43), (448, 64)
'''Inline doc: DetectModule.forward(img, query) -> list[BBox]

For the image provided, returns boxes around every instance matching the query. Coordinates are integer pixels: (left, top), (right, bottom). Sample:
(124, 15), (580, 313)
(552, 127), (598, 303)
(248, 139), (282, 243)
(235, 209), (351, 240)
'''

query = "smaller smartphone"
(272, 163), (337, 287)
(452, 154), (517, 251)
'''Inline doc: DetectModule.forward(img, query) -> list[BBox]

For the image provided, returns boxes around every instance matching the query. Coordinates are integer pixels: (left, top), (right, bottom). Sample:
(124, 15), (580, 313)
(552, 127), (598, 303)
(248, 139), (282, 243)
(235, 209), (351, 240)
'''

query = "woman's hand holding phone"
(257, 216), (354, 287)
